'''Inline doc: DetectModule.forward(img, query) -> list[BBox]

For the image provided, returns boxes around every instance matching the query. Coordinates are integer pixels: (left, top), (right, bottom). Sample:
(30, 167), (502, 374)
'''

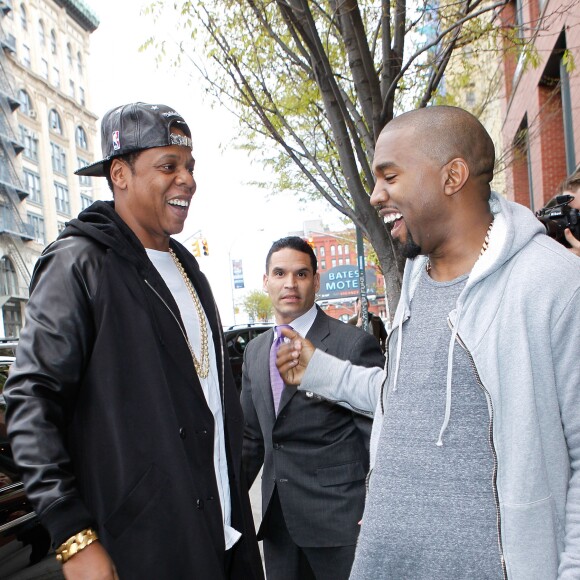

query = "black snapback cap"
(75, 102), (192, 177)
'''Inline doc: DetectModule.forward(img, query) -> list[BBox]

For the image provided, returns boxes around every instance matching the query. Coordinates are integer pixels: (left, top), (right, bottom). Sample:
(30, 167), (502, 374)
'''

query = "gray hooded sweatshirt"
(299, 192), (580, 579)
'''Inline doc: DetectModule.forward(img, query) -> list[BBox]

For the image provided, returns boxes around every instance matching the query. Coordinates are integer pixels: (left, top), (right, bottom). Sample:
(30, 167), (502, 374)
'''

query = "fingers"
(279, 326), (299, 340)
(564, 228), (580, 257)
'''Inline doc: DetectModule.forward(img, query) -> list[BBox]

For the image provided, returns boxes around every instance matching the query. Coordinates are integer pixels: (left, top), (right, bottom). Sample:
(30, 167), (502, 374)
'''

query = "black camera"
(536, 195), (580, 247)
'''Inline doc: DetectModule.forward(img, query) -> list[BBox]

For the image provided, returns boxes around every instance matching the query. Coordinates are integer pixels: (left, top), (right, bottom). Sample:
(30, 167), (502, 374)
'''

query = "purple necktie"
(269, 325), (293, 414)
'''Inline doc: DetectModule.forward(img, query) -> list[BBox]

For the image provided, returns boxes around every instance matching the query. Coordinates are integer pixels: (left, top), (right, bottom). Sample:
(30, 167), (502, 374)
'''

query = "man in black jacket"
(5, 103), (263, 580)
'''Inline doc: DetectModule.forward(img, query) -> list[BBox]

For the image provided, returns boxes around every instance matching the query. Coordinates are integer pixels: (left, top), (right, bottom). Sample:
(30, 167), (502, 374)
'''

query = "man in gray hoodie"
(277, 106), (580, 580)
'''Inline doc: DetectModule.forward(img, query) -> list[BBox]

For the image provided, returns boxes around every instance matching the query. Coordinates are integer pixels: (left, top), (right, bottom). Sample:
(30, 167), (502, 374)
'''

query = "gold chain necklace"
(168, 248), (210, 379)
(426, 219), (494, 274)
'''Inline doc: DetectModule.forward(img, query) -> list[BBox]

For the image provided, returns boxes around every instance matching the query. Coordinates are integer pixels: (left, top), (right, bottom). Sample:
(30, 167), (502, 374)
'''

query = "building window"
(67, 43), (73, 67)
(319, 246), (325, 257)
(320, 260), (326, 270)
(330, 245), (336, 256)
(54, 182), (70, 215)
(0, 256), (18, 296)
(19, 3), (26, 29)
(23, 169), (41, 204)
(22, 44), (31, 67)
(344, 244), (349, 255)
(49, 109), (62, 134)
(77, 51), (83, 75)
(3, 301), (23, 338)
(75, 126), (88, 149)
(331, 259), (336, 268)
(18, 89), (32, 115)
(20, 125), (38, 161)
(80, 194), (92, 210)
(57, 221), (66, 234)
(38, 19), (45, 46)
(50, 29), (57, 54)
(338, 258), (343, 266)
(77, 157), (92, 186)
(51, 142), (67, 174)
(79, 87), (85, 106)
(345, 256), (350, 265)
(52, 67), (60, 89)
(338, 245), (343, 255)
(69, 80), (75, 98)
(41, 58), (48, 79)
(27, 213), (45, 243)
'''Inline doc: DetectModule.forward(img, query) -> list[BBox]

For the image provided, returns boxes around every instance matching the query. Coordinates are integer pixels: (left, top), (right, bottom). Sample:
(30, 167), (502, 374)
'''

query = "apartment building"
(0, 0), (98, 336)
(500, 0), (579, 210)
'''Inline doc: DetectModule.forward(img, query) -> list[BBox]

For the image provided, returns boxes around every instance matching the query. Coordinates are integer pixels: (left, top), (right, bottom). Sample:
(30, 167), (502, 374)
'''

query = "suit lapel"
(277, 307), (329, 415)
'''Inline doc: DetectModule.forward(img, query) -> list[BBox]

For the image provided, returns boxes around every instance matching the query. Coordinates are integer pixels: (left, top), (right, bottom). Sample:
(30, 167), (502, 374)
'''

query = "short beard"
(401, 233), (422, 259)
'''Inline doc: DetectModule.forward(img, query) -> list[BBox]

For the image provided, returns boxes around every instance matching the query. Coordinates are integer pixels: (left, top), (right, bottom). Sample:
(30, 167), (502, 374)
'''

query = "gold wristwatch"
(55, 527), (99, 563)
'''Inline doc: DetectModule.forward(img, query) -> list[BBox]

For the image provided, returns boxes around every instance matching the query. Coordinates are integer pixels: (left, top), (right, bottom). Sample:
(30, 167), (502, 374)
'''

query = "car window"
(227, 331), (250, 357)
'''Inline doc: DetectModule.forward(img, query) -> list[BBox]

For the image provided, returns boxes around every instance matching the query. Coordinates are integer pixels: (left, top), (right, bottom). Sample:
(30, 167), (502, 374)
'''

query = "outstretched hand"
(564, 228), (580, 257)
(276, 326), (316, 385)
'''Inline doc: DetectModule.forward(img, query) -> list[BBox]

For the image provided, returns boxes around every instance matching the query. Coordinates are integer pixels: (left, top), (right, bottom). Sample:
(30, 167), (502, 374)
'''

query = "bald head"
(382, 106), (495, 187)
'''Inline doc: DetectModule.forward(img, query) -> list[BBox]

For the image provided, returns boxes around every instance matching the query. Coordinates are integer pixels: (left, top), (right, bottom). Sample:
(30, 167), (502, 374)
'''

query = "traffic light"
(191, 239), (201, 257)
(201, 238), (209, 256)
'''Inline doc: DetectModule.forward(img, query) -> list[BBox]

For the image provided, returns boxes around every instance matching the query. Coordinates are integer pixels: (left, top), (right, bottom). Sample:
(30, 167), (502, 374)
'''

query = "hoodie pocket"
(502, 496), (562, 579)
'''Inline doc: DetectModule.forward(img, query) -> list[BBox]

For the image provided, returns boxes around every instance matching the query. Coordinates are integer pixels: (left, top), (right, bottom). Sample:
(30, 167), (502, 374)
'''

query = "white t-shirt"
(146, 249), (241, 549)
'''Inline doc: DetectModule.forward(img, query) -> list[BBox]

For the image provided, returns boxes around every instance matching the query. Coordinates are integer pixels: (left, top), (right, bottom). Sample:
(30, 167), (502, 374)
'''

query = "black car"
(224, 323), (273, 391)
(0, 340), (63, 579)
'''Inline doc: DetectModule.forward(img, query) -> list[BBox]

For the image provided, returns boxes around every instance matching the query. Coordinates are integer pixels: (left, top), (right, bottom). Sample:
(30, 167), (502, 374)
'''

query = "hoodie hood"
(60, 200), (152, 270)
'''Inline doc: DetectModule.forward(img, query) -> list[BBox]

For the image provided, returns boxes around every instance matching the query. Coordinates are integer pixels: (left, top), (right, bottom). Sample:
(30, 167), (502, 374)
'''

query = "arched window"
(75, 126), (87, 149)
(48, 109), (62, 134)
(38, 19), (45, 45)
(77, 51), (83, 75)
(50, 29), (57, 54)
(0, 257), (18, 296)
(20, 3), (27, 29)
(67, 43), (73, 67)
(18, 89), (32, 115)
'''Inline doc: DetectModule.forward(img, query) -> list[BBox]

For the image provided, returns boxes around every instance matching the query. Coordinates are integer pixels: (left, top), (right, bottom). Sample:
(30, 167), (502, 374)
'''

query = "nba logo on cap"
(112, 131), (120, 151)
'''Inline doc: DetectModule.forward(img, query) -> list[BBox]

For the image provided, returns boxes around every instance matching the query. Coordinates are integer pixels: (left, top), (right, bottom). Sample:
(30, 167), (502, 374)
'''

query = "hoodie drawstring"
(437, 307), (463, 446)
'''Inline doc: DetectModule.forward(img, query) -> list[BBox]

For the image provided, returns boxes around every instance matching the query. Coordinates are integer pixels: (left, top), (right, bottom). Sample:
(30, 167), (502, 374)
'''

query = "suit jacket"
(241, 306), (384, 548)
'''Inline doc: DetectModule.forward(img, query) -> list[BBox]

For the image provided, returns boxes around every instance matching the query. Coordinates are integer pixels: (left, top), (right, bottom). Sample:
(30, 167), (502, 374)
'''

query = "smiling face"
(111, 128), (196, 250)
(264, 248), (320, 325)
(370, 127), (447, 258)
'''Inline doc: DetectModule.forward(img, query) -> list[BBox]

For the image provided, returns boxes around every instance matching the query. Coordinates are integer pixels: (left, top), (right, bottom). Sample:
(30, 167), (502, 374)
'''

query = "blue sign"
(317, 265), (377, 300)
(232, 259), (244, 289)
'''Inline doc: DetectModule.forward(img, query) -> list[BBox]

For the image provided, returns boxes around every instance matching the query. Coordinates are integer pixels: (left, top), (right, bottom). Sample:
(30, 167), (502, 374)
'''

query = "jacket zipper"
(452, 325), (508, 580)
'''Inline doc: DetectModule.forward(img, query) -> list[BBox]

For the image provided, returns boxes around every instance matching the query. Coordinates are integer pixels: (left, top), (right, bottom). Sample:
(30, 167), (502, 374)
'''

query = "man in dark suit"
(241, 236), (384, 580)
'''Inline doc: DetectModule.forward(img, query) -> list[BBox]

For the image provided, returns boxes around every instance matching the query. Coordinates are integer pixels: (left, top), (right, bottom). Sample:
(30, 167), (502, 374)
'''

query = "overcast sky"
(87, 0), (344, 325)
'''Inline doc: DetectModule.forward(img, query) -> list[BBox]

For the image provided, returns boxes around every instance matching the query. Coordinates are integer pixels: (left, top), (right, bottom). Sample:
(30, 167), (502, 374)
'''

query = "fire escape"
(0, 1), (34, 307)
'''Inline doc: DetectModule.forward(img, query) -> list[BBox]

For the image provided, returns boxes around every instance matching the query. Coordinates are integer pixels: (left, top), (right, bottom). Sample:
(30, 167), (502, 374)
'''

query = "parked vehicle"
(223, 324), (273, 391)
(0, 339), (63, 579)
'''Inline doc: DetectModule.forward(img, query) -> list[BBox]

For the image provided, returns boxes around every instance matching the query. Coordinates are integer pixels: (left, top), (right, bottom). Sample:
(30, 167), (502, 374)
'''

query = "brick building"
(500, 0), (579, 210)
(301, 226), (387, 323)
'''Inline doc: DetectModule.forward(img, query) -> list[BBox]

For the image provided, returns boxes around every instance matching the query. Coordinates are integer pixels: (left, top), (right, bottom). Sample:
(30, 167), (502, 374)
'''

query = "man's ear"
(443, 158), (469, 197)
(110, 158), (129, 191)
(263, 273), (269, 292)
(314, 272), (320, 293)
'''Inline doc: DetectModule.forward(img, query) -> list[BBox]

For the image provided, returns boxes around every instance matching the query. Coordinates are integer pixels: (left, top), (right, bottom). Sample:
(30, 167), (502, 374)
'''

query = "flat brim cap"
(75, 102), (192, 177)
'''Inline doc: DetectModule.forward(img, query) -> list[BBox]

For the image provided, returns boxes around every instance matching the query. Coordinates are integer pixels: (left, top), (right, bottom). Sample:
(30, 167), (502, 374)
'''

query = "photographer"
(544, 170), (580, 257)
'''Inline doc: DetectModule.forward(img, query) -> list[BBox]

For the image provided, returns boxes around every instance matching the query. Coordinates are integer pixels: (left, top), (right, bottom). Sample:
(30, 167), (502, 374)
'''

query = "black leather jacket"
(5, 202), (263, 579)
